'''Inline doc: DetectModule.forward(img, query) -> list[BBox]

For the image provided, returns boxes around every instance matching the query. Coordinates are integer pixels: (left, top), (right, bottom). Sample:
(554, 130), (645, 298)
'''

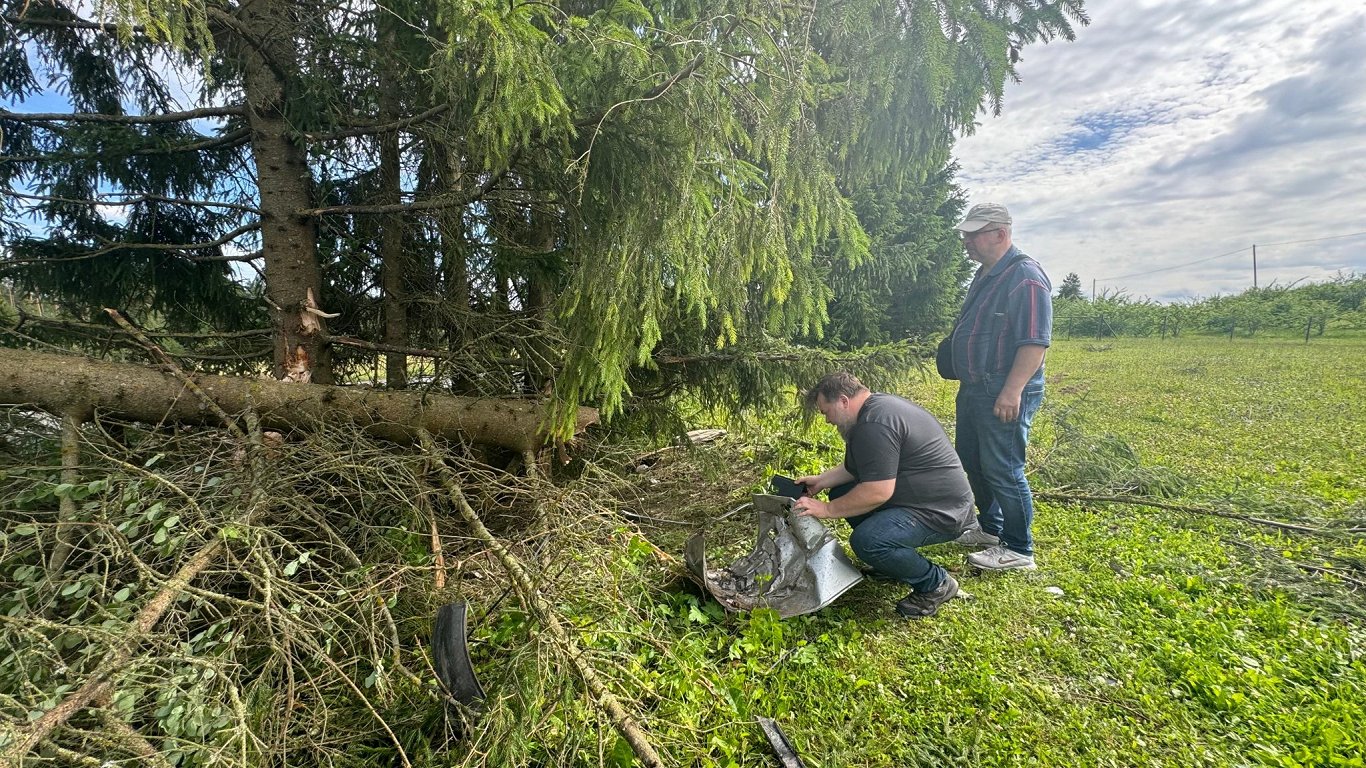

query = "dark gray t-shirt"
(843, 393), (975, 533)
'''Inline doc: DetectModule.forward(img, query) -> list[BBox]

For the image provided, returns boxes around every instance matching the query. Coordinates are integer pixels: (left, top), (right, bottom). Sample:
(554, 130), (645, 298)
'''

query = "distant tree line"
(1052, 272), (1366, 340)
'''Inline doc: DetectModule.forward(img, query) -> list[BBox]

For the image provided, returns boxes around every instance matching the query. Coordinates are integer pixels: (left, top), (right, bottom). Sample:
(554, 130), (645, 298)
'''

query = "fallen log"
(0, 346), (597, 451)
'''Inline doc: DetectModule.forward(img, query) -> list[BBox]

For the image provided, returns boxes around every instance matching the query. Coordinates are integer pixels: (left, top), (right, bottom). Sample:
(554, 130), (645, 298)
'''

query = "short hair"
(804, 372), (868, 409)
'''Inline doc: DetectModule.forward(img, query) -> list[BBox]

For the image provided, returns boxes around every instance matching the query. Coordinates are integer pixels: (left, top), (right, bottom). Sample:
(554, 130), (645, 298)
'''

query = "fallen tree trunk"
(0, 347), (596, 451)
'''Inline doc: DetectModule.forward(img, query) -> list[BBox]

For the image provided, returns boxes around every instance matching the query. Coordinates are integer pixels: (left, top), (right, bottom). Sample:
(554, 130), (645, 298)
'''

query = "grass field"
(527, 336), (1366, 768)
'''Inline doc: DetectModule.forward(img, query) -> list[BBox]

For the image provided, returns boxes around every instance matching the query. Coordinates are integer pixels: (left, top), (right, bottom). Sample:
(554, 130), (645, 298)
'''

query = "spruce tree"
(1058, 271), (1085, 300)
(3, 0), (1090, 436)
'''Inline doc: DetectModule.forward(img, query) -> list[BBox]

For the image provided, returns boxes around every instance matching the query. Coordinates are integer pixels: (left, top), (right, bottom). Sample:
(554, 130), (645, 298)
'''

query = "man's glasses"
(961, 227), (1000, 240)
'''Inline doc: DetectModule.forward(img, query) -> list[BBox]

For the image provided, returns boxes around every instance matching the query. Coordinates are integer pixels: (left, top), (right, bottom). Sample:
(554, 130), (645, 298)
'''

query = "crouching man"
(794, 373), (975, 618)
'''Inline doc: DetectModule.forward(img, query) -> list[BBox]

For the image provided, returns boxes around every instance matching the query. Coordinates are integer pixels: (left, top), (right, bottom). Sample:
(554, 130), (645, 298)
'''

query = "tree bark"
(524, 204), (559, 394)
(379, 16), (408, 389)
(434, 142), (474, 392)
(47, 410), (84, 577)
(0, 348), (596, 451)
(233, 0), (332, 383)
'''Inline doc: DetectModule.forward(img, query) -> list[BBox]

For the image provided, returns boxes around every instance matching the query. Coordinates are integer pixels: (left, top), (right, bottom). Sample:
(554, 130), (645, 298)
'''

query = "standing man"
(947, 203), (1052, 571)
(793, 372), (975, 618)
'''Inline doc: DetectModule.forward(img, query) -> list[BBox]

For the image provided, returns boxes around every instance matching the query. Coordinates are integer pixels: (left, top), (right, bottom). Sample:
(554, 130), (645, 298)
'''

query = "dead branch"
(1035, 491), (1336, 536)
(305, 103), (453, 141)
(299, 161), (514, 216)
(11, 312), (272, 340)
(0, 537), (226, 763)
(0, 106), (244, 124)
(105, 309), (248, 441)
(420, 430), (667, 768)
(47, 411), (83, 578)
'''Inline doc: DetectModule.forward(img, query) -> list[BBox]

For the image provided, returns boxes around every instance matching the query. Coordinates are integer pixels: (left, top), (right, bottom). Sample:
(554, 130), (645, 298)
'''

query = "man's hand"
(795, 475), (822, 494)
(995, 344), (1046, 422)
(793, 496), (831, 518)
(994, 389), (1022, 422)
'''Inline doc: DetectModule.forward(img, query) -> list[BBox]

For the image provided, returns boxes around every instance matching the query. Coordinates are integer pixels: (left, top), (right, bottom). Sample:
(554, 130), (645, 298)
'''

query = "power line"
(1099, 246), (1248, 281)
(1096, 228), (1366, 282)
(1255, 230), (1366, 248)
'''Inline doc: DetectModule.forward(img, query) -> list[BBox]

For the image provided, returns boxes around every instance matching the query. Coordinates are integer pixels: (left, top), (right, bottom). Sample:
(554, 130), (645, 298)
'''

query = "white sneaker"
(967, 545), (1037, 571)
(954, 527), (1000, 547)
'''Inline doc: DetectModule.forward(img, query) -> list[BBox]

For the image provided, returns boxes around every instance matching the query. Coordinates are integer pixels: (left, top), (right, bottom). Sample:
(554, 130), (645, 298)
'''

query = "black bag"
(935, 336), (957, 380)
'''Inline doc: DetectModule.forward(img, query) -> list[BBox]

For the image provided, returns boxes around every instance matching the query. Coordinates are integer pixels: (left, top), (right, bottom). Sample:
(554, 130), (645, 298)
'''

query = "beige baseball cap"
(955, 203), (1012, 232)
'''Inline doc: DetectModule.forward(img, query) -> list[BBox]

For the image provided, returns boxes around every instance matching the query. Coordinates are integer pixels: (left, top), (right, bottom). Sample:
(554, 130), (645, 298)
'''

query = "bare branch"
(324, 334), (520, 369)
(1035, 491), (1338, 536)
(105, 309), (247, 440)
(1, 127), (251, 163)
(14, 312), (272, 340)
(305, 104), (453, 141)
(300, 163), (514, 216)
(574, 52), (707, 129)
(0, 537), (227, 763)
(1, 106), (244, 125)
(3, 189), (261, 215)
(0, 223), (261, 266)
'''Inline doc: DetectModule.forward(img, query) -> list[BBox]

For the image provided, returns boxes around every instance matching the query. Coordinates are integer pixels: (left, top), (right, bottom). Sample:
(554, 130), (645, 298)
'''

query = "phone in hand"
(770, 475), (809, 499)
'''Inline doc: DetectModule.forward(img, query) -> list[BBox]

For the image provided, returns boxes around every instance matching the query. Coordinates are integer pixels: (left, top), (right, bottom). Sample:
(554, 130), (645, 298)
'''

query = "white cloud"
(953, 0), (1366, 300)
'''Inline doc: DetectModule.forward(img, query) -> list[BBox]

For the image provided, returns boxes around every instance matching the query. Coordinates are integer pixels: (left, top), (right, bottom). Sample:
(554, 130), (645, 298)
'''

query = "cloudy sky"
(952, 0), (1366, 302)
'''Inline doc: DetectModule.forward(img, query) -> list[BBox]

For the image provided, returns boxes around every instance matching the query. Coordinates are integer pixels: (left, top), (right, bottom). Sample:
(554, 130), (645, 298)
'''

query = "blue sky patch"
(1056, 110), (1152, 153)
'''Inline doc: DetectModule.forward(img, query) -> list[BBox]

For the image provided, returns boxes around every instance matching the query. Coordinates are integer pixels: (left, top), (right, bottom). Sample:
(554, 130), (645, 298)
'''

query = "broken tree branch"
(1035, 491), (1336, 536)
(0, 537), (226, 763)
(420, 430), (666, 768)
(105, 309), (247, 441)
(47, 410), (84, 578)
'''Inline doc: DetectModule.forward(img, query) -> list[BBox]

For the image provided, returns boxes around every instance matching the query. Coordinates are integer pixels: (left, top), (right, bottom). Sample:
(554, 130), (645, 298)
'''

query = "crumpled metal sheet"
(685, 494), (863, 618)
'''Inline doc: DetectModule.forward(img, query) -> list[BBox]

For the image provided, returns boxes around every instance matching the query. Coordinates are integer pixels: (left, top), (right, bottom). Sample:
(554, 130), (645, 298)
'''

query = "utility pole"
(1091, 279), (1096, 302)
(1252, 244), (1258, 288)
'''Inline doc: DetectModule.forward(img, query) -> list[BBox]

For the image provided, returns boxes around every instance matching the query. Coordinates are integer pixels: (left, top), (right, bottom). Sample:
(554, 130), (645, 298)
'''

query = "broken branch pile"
(0, 408), (673, 767)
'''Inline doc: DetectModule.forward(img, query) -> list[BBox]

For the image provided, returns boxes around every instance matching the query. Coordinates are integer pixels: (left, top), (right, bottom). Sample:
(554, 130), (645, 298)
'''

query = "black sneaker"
(895, 574), (959, 619)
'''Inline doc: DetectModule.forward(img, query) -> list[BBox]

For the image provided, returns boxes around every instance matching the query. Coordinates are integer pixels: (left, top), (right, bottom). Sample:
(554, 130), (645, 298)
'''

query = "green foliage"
(97, 0), (214, 52)
(4, 0), (1090, 440)
(821, 169), (972, 348)
(0, 418), (468, 767)
(1054, 273), (1366, 340)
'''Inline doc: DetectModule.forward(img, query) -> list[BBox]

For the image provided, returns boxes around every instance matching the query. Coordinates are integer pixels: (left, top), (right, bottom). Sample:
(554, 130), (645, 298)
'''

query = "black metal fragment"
(433, 600), (486, 704)
(756, 716), (808, 768)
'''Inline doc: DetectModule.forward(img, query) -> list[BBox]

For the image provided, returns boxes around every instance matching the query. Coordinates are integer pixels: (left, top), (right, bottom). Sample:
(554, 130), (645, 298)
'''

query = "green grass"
(507, 336), (1366, 768)
(1039, 337), (1366, 508)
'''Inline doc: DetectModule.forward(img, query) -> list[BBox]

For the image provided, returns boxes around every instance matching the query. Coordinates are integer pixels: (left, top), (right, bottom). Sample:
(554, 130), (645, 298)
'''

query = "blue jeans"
(845, 506), (957, 593)
(955, 375), (1044, 556)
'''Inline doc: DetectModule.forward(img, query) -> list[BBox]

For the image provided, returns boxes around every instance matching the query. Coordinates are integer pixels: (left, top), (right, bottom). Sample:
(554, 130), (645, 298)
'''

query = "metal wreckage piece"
(433, 600), (487, 705)
(755, 716), (809, 768)
(685, 494), (863, 618)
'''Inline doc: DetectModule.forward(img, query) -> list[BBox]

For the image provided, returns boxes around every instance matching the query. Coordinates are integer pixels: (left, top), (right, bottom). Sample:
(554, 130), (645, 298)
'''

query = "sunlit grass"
(582, 335), (1366, 767)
